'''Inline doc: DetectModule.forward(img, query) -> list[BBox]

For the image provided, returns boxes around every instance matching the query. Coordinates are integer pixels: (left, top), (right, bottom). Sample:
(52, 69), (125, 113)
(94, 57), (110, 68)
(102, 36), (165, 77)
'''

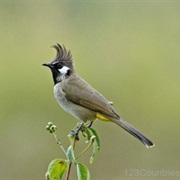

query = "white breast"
(54, 83), (67, 110)
(54, 83), (76, 116)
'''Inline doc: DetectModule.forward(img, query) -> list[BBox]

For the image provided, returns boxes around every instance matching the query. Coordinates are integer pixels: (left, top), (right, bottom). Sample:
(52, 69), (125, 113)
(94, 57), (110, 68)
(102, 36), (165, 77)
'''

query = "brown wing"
(62, 76), (120, 119)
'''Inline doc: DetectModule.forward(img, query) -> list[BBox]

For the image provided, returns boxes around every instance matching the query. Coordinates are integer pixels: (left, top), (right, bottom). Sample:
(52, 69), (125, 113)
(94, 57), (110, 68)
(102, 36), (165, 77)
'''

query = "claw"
(87, 121), (93, 128)
(71, 122), (84, 140)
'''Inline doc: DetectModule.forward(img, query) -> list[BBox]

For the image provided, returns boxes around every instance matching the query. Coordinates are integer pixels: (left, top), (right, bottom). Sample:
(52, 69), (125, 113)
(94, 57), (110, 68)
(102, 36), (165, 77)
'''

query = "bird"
(43, 43), (154, 148)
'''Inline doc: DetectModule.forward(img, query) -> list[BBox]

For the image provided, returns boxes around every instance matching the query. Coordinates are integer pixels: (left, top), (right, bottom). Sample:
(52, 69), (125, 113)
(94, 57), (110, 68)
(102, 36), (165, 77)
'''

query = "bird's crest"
(51, 43), (73, 68)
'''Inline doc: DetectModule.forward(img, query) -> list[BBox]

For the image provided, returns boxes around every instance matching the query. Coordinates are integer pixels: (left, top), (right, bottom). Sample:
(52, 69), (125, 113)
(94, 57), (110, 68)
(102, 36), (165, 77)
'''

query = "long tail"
(114, 118), (155, 148)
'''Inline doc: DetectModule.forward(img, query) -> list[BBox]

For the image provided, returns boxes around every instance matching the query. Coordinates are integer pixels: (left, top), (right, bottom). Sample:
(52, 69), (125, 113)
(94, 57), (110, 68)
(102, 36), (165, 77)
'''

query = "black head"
(43, 44), (74, 84)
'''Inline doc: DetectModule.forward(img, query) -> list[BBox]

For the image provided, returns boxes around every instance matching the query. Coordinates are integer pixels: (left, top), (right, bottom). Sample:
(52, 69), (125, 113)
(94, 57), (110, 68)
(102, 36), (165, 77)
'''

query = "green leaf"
(68, 133), (75, 145)
(84, 126), (91, 141)
(46, 159), (68, 180)
(77, 162), (90, 180)
(66, 145), (76, 163)
(87, 127), (100, 163)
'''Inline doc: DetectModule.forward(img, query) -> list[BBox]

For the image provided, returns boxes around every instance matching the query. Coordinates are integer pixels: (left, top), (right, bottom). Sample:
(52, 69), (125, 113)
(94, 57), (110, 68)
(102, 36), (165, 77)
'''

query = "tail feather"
(114, 118), (154, 148)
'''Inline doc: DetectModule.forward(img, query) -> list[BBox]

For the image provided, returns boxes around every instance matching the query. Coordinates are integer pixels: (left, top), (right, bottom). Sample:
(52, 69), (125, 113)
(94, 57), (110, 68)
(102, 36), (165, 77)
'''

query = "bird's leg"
(86, 121), (93, 128)
(71, 122), (84, 140)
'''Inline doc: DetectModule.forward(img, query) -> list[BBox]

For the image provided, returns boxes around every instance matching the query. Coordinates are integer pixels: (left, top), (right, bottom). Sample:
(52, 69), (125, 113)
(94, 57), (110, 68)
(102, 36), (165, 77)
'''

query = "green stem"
(65, 136), (78, 180)
(65, 160), (72, 180)
(53, 133), (68, 159)
(75, 135), (96, 160)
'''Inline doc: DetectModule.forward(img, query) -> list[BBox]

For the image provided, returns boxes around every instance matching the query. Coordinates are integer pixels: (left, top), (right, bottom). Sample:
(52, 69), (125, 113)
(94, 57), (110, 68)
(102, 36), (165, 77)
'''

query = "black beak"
(42, 63), (52, 68)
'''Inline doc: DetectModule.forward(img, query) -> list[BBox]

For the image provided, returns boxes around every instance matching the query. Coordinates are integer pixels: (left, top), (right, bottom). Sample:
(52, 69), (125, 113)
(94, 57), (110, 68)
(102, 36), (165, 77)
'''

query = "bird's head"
(43, 44), (74, 84)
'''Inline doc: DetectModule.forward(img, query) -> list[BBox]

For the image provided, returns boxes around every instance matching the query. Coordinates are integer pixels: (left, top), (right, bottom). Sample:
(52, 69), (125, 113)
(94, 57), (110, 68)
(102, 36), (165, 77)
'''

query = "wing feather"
(62, 76), (120, 119)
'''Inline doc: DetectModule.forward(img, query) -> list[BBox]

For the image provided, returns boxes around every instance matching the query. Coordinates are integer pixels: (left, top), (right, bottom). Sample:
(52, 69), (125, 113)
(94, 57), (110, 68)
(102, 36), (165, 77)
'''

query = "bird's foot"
(71, 122), (84, 140)
(86, 121), (93, 128)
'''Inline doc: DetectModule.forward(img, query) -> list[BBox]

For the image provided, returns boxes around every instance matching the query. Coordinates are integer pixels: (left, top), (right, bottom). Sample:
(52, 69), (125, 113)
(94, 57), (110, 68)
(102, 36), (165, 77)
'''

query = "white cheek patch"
(58, 66), (70, 75)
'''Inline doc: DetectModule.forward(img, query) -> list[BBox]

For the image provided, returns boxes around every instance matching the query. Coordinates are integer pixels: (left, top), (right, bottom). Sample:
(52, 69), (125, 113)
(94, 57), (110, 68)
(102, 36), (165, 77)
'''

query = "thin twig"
(65, 160), (72, 180)
(65, 137), (78, 180)
(53, 133), (68, 159)
(75, 135), (96, 160)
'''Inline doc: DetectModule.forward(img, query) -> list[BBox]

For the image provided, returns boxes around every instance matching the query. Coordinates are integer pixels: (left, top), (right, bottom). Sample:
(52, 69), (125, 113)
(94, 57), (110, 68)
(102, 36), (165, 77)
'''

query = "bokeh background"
(1, 1), (180, 179)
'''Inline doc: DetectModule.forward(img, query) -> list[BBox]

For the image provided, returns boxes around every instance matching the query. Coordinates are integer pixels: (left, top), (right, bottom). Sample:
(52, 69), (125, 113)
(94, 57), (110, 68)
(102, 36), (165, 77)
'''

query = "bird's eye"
(56, 63), (63, 69)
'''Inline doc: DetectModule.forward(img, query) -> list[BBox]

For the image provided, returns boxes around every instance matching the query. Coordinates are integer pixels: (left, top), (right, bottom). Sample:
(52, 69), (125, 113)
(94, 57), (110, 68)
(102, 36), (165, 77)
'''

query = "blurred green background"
(1, 1), (180, 179)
